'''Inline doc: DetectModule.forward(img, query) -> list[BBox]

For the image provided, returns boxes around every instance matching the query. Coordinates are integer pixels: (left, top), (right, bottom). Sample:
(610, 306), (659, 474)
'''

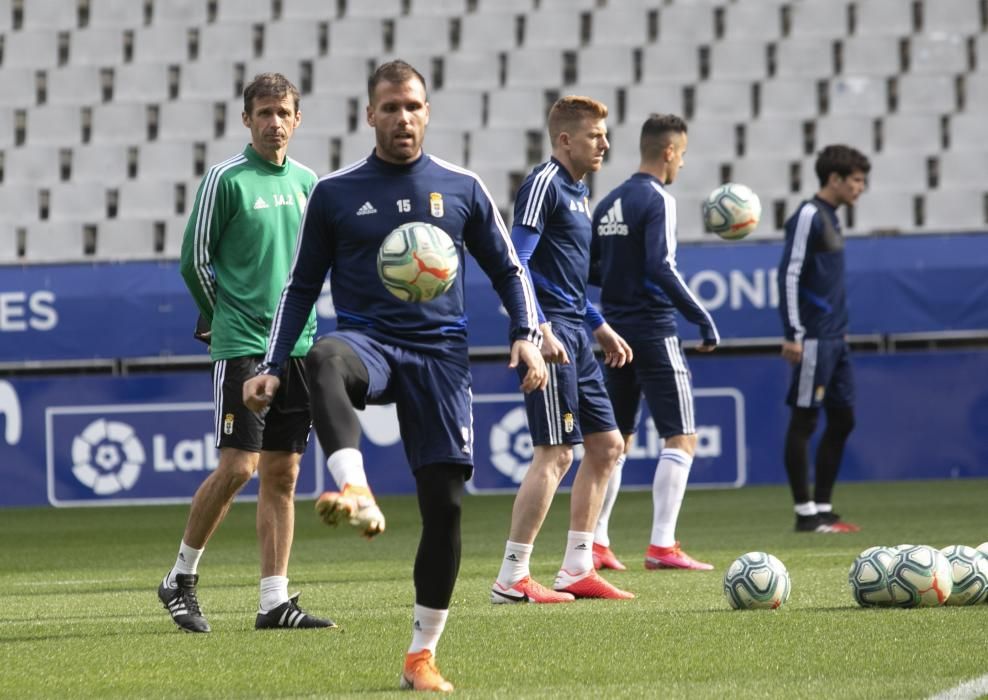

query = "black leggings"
(305, 337), (369, 455)
(784, 405), (855, 504)
(413, 463), (467, 610)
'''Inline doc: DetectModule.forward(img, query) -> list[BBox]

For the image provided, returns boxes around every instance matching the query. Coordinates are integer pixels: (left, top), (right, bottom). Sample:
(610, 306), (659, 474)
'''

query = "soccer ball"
(376, 221), (459, 302)
(723, 552), (790, 610)
(977, 542), (988, 557)
(702, 182), (762, 240)
(848, 546), (897, 607)
(887, 545), (952, 607)
(940, 545), (988, 606)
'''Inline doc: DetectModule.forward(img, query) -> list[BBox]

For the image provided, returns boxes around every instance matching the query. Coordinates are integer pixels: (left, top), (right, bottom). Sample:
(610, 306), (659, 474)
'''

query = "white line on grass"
(928, 674), (988, 700)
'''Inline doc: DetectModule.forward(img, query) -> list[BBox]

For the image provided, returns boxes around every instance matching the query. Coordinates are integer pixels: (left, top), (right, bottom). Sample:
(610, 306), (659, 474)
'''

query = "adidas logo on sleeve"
(597, 198), (629, 236)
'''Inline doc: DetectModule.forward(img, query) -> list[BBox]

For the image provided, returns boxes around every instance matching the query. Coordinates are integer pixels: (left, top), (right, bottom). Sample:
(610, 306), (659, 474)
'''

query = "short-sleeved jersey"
(591, 172), (719, 343)
(264, 151), (541, 365)
(180, 144), (318, 360)
(512, 157), (594, 327)
(778, 196), (847, 342)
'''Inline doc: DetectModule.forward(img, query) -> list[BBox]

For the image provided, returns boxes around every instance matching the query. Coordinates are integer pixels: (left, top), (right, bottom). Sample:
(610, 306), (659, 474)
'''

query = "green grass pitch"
(2, 480), (986, 698)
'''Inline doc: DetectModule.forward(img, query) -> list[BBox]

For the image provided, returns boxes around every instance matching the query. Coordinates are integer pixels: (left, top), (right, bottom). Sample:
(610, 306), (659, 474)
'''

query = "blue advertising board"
(3, 349), (987, 508)
(1, 233), (986, 361)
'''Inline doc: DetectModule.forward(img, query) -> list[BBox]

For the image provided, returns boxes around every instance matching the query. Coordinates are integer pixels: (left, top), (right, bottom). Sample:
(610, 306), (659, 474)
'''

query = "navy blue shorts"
(606, 335), (696, 438)
(519, 322), (617, 446)
(787, 337), (855, 409)
(332, 331), (474, 473)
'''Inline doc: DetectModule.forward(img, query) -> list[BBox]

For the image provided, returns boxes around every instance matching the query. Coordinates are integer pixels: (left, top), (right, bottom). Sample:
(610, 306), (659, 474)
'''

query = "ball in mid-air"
(376, 221), (459, 302)
(702, 182), (762, 240)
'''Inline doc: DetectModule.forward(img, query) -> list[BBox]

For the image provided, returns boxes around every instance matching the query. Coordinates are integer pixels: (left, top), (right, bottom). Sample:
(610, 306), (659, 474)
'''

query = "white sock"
(594, 454), (626, 547)
(496, 540), (533, 587)
(794, 501), (818, 517)
(327, 447), (368, 489)
(650, 448), (692, 548)
(816, 502), (832, 514)
(409, 604), (448, 654)
(259, 575), (290, 612)
(560, 530), (594, 575)
(166, 541), (204, 587)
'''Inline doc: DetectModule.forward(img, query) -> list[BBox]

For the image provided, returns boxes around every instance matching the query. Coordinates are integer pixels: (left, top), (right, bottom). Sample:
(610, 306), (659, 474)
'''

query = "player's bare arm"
(243, 374), (281, 411)
(592, 322), (633, 368)
(540, 322), (570, 365)
(781, 340), (802, 364)
(509, 339), (548, 392)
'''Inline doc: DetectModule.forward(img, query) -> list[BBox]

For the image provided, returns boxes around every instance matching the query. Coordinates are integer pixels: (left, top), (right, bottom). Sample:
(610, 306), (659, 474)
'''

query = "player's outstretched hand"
(781, 340), (802, 365)
(593, 323), (633, 368)
(540, 323), (570, 364)
(243, 374), (281, 412)
(509, 339), (548, 393)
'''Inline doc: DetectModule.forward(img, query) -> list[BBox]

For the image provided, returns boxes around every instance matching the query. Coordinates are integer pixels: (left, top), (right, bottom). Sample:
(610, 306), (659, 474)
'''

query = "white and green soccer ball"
(848, 546), (897, 607)
(376, 221), (459, 302)
(887, 545), (952, 607)
(724, 552), (790, 610)
(940, 545), (988, 606)
(702, 182), (762, 240)
(977, 542), (988, 558)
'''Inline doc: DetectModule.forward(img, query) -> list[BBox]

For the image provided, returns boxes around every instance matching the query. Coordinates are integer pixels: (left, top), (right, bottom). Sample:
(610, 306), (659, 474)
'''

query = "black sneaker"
(158, 573), (210, 633)
(255, 593), (336, 630)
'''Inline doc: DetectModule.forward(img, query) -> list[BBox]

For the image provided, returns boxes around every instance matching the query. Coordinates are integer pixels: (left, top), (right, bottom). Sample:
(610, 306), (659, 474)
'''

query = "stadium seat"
(759, 77), (823, 119)
(879, 113), (942, 153)
(0, 0), (10, 32)
(260, 19), (324, 60)
(0, 107), (13, 148)
(408, 0), (468, 16)
(422, 129), (467, 164)
(486, 88), (551, 129)
(310, 55), (374, 94)
(920, 0), (984, 33)
(197, 23), (259, 62)
(459, 12), (520, 52)
(668, 156), (722, 199)
(70, 143), (132, 185)
(825, 76), (888, 116)
(115, 180), (183, 220)
(1, 28), (61, 68)
(683, 118), (738, 159)
(847, 190), (918, 233)
(505, 48), (565, 88)
(813, 114), (875, 152)
(19, 0), (79, 30)
(840, 35), (901, 76)
(393, 16), (452, 55)
(22, 105), (84, 147)
(203, 138), (249, 169)
(906, 34), (969, 75)
(0, 67), (40, 108)
(162, 215), (186, 258)
(852, 0), (917, 36)
(893, 74), (958, 114)
(657, 3), (716, 43)
(468, 165), (512, 213)
(241, 58), (305, 92)
(86, 0), (148, 28)
(22, 221), (88, 261)
(625, 83), (687, 122)
(772, 37), (835, 79)
(707, 39), (771, 81)
(947, 111), (987, 151)
(964, 71), (988, 110)
(97, 218), (159, 260)
(743, 117), (807, 159)
(0, 183), (41, 223)
(675, 195), (708, 242)
(150, 0), (209, 25)
(1, 144), (63, 185)
(0, 221), (19, 262)
(327, 17), (385, 55)
(111, 63), (174, 104)
(177, 60), (238, 101)
(157, 101), (221, 142)
(692, 80), (753, 121)
(137, 141), (198, 181)
(786, 0), (849, 39)
(69, 27), (127, 66)
(441, 51), (502, 90)
(341, 0), (403, 18)
(89, 102), (150, 145)
(729, 156), (798, 199)
(45, 182), (109, 222)
(43, 65), (106, 106)
(589, 7), (652, 47)
(214, 0), (273, 23)
(640, 42), (702, 84)
(721, 1), (785, 40)
(338, 127), (375, 165)
(922, 188), (988, 232)
(467, 127), (534, 170)
(522, 10), (583, 49)
(936, 150), (988, 188)
(866, 151), (933, 192)
(286, 134), (332, 174)
(474, 0), (532, 12)
(600, 123), (640, 162)
(427, 89), (485, 130)
(131, 25), (193, 64)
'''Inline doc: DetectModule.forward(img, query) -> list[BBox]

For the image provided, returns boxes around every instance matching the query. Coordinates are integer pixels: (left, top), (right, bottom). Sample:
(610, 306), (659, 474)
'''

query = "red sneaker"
(315, 484), (385, 538)
(592, 543), (627, 571)
(400, 650), (453, 693)
(644, 542), (714, 571)
(490, 576), (575, 604)
(819, 512), (861, 532)
(554, 569), (635, 600)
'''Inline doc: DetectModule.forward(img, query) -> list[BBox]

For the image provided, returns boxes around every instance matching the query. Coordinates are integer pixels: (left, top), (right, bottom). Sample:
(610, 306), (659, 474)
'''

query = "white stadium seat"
(342, 0), (403, 18)
(69, 27), (127, 66)
(684, 118), (738, 160)
(729, 156), (797, 199)
(880, 113), (942, 153)
(826, 76), (888, 116)
(151, 0), (209, 24)
(112, 63), (174, 104)
(921, 0), (983, 33)
(137, 141), (198, 181)
(505, 48), (565, 88)
(427, 89), (485, 131)
(408, 0), (468, 17)
(441, 51), (502, 90)
(310, 55), (374, 95)
(177, 60), (238, 101)
(522, 10), (583, 49)
(87, 0), (147, 28)
(214, 0), (273, 23)
(814, 114), (874, 152)
(853, 0), (917, 36)
(115, 180), (183, 220)
(23, 105), (84, 147)
(394, 16), (453, 54)
(787, 0), (849, 39)
(486, 88), (551, 129)
(1, 29), (61, 68)
(19, 0), (79, 30)
(44, 65), (105, 106)
(866, 151), (932, 192)
(45, 182), (109, 222)
(947, 112), (988, 151)
(88, 103), (150, 145)
(287, 134), (333, 174)
(0, 183), (42, 223)
(1, 144), (63, 185)
(743, 117), (807, 159)
(922, 188), (988, 232)
(773, 37), (835, 79)
(847, 190), (918, 234)
(840, 35), (901, 76)
(759, 77), (821, 119)
(421, 129), (467, 164)
(157, 101), (221, 143)
(936, 150), (988, 189)
(97, 219), (159, 260)
(906, 34), (968, 75)
(327, 17), (385, 55)
(669, 156), (722, 199)
(575, 46), (635, 86)
(707, 39), (771, 81)
(692, 80), (753, 121)
(640, 42), (702, 84)
(0, 107), (13, 148)
(197, 23), (258, 62)
(70, 143), (132, 185)
(0, 67), (40, 108)
(467, 127), (533, 170)
(459, 12), (520, 52)
(261, 19), (324, 60)
(722, 1), (785, 40)
(589, 7), (651, 47)
(131, 25), (193, 64)
(0, 221), (19, 262)
(893, 74), (958, 114)
(23, 221), (88, 261)
(657, 3), (716, 43)
(625, 83), (687, 122)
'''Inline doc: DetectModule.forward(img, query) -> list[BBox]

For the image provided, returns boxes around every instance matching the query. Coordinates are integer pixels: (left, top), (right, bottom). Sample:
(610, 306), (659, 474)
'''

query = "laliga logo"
(71, 419), (145, 495)
(489, 407), (533, 483)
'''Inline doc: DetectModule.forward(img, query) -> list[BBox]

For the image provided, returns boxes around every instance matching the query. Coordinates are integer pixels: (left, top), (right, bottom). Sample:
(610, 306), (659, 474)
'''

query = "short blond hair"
(547, 95), (608, 145)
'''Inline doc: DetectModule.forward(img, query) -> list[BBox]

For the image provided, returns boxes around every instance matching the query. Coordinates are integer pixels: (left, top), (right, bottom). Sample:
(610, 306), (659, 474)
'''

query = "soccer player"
(490, 96), (635, 606)
(590, 114), (719, 572)
(159, 73), (333, 633)
(242, 60), (546, 693)
(778, 144), (870, 533)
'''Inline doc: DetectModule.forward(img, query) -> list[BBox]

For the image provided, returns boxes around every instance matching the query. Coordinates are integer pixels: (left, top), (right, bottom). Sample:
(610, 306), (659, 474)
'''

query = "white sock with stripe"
(496, 540), (533, 587)
(409, 604), (448, 654)
(594, 454), (626, 547)
(650, 448), (692, 548)
(166, 541), (204, 588)
(560, 530), (594, 575)
(327, 447), (368, 489)
(259, 575), (290, 612)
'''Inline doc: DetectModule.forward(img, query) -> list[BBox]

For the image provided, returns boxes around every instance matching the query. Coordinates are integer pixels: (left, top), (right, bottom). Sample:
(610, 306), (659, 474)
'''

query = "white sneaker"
(315, 484), (385, 538)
